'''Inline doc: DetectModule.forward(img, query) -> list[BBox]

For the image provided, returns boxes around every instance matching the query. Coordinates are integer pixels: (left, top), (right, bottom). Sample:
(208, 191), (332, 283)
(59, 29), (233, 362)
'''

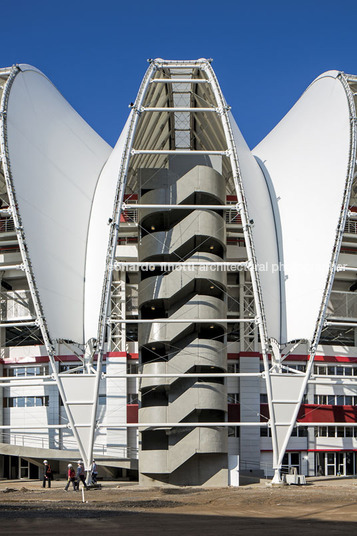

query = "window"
(8, 365), (48, 377)
(335, 395), (344, 406)
(314, 364), (357, 376)
(127, 362), (139, 375)
(316, 426), (357, 438)
(286, 364), (306, 373)
(314, 395), (327, 405)
(227, 362), (239, 374)
(314, 394), (357, 406)
(228, 427), (239, 437)
(315, 426), (327, 437)
(127, 394), (139, 404)
(11, 397), (25, 408)
(5, 395), (48, 407)
(260, 426), (271, 437)
(314, 365), (327, 375)
(291, 426), (308, 437)
(126, 323), (138, 341)
(227, 393), (239, 404)
(59, 364), (81, 373)
(260, 394), (268, 404)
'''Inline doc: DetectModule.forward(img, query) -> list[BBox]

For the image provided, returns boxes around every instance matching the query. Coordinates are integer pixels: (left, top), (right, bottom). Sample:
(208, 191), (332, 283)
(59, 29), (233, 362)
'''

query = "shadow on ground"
(0, 505), (355, 535)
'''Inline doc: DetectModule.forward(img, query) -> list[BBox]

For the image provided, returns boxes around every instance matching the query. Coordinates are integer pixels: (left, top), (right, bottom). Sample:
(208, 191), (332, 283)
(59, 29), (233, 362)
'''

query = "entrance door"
(315, 452), (356, 476)
(336, 452), (345, 476)
(19, 458), (40, 479)
(19, 458), (29, 479)
(282, 452), (300, 473)
(326, 452), (336, 475)
(346, 452), (355, 475)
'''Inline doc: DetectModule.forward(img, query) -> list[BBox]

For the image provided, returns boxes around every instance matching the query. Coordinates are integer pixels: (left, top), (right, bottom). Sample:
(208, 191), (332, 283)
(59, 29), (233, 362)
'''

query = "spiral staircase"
(138, 160), (228, 486)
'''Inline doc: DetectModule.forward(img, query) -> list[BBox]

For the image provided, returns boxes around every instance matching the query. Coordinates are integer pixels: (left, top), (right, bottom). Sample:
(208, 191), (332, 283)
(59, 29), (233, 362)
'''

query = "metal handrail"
(0, 217), (15, 233)
(0, 431), (139, 459)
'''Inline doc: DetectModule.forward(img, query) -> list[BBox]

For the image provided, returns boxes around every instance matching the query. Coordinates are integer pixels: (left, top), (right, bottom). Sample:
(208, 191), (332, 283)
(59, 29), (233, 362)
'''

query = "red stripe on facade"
(2, 354), (106, 365)
(298, 405), (357, 423)
(260, 403), (357, 423)
(261, 449), (306, 453)
(127, 404), (138, 423)
(230, 352), (357, 363)
(307, 449), (357, 452)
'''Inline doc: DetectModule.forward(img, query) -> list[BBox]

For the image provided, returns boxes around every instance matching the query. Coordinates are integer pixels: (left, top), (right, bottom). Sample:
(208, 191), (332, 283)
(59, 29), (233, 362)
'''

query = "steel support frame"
(0, 65), (91, 470)
(123, 204), (239, 209)
(113, 261), (248, 268)
(131, 149), (229, 156)
(94, 58), (269, 483)
(4, 59), (354, 484)
(92, 60), (158, 471)
(269, 72), (357, 481)
(199, 61), (281, 481)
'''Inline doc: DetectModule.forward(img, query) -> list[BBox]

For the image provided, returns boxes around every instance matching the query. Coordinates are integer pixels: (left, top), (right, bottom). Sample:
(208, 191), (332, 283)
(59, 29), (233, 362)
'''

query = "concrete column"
(106, 356), (127, 454)
(239, 356), (262, 479)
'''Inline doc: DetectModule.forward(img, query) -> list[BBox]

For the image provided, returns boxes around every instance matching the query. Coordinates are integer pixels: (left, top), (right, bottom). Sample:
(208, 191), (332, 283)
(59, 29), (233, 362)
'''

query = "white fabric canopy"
(253, 71), (351, 344)
(230, 112), (284, 343)
(6, 66), (112, 344)
(84, 114), (132, 342)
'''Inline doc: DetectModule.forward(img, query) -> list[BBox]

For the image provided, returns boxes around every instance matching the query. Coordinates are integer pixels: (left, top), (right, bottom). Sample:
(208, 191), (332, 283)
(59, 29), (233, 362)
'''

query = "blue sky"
(1, 0), (356, 148)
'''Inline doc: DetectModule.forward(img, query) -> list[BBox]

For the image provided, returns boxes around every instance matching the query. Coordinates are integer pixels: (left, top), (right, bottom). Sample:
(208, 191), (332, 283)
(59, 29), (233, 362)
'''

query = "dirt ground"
(0, 477), (356, 535)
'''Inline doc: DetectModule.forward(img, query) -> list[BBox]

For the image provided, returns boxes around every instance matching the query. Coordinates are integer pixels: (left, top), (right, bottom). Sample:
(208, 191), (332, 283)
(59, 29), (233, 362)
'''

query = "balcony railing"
(121, 209), (138, 224)
(327, 290), (357, 320)
(0, 218), (15, 233)
(120, 208), (243, 226)
(0, 432), (139, 459)
(0, 290), (35, 321)
(344, 219), (357, 235)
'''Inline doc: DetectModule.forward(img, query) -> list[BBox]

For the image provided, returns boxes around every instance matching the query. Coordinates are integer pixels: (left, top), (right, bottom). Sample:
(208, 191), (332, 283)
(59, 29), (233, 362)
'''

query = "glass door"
(19, 458), (30, 478)
(336, 452), (345, 476)
(326, 452), (336, 475)
(345, 452), (355, 475)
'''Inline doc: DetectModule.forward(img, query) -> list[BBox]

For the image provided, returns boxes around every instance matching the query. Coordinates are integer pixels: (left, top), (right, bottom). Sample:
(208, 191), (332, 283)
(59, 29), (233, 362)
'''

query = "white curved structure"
(254, 70), (354, 345)
(5, 65), (112, 345)
(0, 60), (356, 485)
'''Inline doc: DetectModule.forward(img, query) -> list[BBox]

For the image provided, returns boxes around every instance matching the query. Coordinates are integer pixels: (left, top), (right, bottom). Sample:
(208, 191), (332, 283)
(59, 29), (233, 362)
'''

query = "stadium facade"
(0, 59), (357, 485)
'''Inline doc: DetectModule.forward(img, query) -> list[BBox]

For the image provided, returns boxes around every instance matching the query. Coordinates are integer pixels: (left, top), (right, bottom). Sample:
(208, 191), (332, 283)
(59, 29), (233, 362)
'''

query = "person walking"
(76, 460), (88, 490)
(64, 463), (77, 491)
(42, 460), (53, 488)
(91, 460), (98, 485)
